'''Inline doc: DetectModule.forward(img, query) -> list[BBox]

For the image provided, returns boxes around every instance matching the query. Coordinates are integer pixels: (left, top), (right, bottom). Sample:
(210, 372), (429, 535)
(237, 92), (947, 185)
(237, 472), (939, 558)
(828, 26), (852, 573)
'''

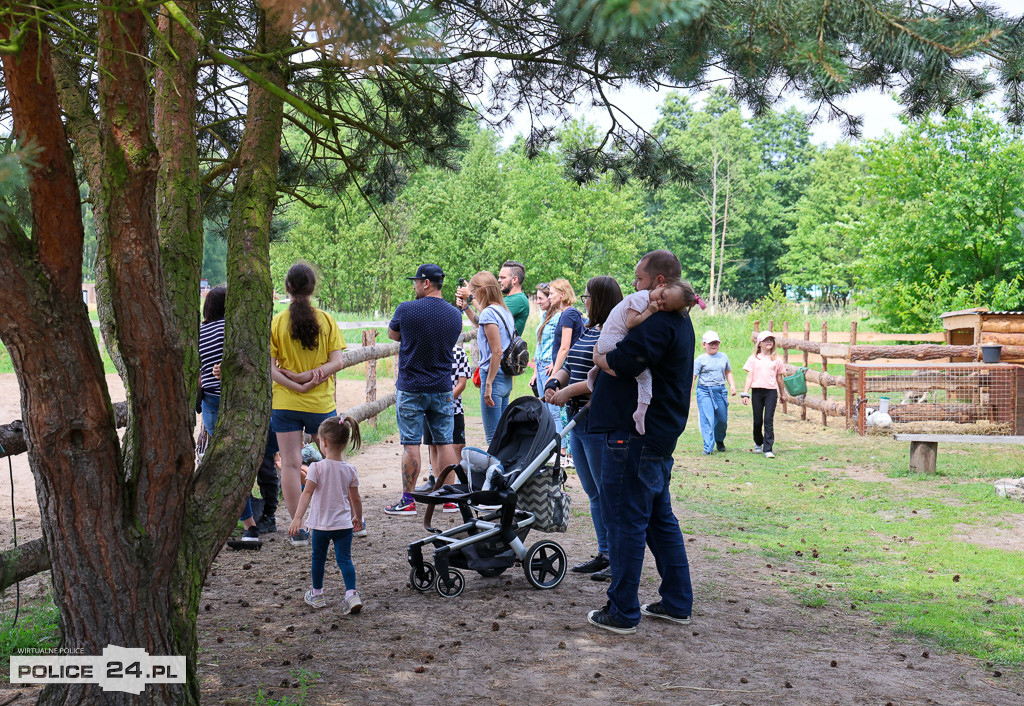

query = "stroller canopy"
(487, 396), (559, 478)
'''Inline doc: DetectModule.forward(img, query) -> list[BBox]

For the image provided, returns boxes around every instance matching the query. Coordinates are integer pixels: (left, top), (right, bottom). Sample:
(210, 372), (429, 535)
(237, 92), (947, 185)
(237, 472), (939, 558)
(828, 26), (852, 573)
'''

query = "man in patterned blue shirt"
(386, 264), (463, 516)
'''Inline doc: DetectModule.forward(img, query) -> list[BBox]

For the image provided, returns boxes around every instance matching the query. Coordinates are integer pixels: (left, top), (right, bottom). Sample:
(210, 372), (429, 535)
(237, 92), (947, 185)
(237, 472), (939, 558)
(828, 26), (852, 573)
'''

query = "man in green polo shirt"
(498, 260), (529, 336)
(455, 260), (530, 336)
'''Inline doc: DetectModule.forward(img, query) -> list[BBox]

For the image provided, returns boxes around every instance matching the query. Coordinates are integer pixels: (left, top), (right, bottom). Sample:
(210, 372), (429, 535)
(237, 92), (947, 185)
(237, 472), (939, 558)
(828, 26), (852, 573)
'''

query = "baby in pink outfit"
(588, 282), (692, 434)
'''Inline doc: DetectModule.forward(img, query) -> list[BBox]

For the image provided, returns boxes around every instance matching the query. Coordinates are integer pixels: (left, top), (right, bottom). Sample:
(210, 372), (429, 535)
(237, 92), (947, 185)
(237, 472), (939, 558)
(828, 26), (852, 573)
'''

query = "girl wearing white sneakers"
(290, 416), (364, 613)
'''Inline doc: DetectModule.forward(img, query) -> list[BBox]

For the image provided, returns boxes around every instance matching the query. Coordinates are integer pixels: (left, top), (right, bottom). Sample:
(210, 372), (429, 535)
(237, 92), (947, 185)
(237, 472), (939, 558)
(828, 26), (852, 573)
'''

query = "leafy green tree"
(779, 144), (863, 305)
(649, 89), (763, 307)
(738, 108), (815, 301)
(856, 108), (1024, 331)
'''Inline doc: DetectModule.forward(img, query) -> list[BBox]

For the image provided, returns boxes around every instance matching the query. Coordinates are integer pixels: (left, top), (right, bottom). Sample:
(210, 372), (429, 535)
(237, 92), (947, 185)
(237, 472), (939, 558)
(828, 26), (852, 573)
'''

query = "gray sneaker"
(764, 451), (776, 459)
(752, 445), (763, 453)
(344, 591), (363, 615)
(304, 590), (326, 609)
(640, 601), (691, 625)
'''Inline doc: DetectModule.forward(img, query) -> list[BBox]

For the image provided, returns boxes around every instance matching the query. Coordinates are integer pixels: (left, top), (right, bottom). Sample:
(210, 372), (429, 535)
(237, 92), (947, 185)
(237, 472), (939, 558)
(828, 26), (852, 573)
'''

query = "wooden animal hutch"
(846, 362), (1024, 436)
(941, 308), (1024, 363)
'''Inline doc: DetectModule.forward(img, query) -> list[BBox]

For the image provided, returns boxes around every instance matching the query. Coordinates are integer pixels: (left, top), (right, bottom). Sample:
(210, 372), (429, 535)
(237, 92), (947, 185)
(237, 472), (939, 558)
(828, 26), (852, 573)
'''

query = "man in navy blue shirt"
(587, 250), (696, 634)
(386, 264), (463, 516)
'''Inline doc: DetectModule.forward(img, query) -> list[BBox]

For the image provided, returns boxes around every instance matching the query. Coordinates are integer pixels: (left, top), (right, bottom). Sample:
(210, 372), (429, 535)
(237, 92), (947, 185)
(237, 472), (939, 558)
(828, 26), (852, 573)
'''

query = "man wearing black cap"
(385, 264), (463, 516)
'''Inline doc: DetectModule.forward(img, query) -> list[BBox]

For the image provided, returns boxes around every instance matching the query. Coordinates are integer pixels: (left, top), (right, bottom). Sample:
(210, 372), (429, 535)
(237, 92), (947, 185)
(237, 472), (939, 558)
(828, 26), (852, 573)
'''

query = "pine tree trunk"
(155, 1), (203, 405)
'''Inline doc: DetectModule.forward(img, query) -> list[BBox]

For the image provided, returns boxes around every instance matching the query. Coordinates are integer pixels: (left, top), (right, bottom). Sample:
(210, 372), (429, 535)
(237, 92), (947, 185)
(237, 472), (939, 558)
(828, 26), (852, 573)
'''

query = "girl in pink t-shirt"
(741, 331), (786, 458)
(290, 416), (364, 613)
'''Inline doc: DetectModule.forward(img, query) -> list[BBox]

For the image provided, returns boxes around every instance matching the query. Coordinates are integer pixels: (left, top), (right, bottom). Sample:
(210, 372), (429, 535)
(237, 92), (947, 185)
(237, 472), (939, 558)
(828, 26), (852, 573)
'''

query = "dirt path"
(2, 374), (1023, 704)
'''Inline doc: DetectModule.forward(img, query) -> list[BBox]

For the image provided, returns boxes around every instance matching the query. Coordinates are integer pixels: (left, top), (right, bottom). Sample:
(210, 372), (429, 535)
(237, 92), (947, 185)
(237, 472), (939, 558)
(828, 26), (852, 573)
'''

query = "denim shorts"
(424, 412), (465, 446)
(270, 408), (337, 435)
(396, 390), (454, 445)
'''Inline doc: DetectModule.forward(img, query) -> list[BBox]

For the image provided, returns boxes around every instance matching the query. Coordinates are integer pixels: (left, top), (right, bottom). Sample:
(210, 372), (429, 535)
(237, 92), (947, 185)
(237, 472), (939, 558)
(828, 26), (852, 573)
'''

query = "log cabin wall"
(941, 308), (1024, 363)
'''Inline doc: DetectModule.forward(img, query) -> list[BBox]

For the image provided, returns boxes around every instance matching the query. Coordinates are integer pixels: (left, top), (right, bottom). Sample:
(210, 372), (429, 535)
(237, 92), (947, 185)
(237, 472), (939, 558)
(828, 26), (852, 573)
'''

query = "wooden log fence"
(0, 328), (476, 459)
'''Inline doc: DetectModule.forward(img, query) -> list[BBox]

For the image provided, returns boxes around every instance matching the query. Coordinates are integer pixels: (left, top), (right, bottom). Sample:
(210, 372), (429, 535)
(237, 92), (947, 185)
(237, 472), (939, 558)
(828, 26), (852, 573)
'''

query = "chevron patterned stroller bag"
(518, 464), (570, 532)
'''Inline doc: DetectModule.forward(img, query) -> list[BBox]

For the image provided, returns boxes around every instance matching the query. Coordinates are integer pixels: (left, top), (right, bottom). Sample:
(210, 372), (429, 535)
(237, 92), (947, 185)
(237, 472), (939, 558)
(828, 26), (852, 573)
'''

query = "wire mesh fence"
(846, 363), (1024, 436)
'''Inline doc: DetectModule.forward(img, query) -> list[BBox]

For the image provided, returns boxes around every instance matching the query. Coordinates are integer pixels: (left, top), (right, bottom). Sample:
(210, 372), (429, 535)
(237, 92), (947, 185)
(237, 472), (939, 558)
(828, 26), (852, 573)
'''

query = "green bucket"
(783, 367), (808, 397)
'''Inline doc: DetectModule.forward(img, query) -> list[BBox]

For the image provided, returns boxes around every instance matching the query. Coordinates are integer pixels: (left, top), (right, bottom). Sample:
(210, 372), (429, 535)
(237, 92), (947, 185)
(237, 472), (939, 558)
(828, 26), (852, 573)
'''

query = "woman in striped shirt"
(198, 286), (260, 543)
(543, 276), (623, 579)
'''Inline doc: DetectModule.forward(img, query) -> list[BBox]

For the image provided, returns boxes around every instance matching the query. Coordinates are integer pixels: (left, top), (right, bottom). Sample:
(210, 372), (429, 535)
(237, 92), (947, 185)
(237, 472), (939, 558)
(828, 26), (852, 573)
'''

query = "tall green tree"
(738, 108), (815, 301)
(779, 144), (863, 305)
(856, 107), (1024, 331)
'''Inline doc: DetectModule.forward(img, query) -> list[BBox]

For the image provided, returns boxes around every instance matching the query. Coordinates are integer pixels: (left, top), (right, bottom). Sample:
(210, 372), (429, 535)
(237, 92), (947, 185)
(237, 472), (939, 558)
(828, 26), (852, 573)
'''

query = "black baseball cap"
(407, 264), (444, 284)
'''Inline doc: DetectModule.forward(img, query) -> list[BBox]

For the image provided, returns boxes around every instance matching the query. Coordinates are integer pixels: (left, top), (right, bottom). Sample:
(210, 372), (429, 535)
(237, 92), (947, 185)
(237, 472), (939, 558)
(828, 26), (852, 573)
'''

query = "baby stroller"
(407, 396), (584, 598)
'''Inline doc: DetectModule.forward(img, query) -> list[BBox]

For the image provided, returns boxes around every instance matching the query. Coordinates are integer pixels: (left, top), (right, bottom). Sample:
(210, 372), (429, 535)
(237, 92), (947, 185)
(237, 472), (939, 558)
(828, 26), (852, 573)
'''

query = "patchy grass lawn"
(673, 401), (1024, 665)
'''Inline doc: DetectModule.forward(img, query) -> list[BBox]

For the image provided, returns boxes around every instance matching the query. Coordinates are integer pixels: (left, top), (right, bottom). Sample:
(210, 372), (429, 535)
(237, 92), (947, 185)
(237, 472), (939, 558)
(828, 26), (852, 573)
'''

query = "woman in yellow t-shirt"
(271, 262), (347, 546)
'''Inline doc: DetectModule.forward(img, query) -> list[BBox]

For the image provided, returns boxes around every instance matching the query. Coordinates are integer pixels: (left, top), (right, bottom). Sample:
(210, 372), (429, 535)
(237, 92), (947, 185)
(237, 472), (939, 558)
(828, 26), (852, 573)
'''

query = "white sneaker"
(764, 451), (776, 459)
(344, 591), (363, 615)
(353, 523), (367, 538)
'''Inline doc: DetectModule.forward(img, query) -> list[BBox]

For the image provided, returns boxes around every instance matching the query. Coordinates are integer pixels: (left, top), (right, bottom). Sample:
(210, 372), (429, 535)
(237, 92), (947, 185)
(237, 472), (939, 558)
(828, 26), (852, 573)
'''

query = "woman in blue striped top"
(543, 276), (623, 578)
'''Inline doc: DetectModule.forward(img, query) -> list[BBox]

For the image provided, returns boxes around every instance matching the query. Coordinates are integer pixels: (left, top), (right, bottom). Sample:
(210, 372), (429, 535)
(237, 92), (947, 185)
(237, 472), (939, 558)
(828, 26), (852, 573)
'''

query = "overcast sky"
(501, 0), (1024, 146)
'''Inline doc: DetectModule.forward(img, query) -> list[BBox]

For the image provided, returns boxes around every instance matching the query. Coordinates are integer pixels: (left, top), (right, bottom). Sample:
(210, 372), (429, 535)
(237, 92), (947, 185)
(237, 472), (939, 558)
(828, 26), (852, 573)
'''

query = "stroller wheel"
(409, 562), (437, 593)
(524, 540), (567, 590)
(436, 568), (465, 598)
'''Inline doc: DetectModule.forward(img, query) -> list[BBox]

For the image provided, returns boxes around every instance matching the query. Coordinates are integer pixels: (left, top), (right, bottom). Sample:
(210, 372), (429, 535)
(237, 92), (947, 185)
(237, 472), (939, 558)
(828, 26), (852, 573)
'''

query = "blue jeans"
(570, 422), (607, 554)
(695, 385), (729, 454)
(311, 528), (356, 591)
(535, 362), (565, 447)
(599, 431), (693, 627)
(480, 371), (512, 444)
(396, 390), (454, 445)
(201, 391), (253, 522)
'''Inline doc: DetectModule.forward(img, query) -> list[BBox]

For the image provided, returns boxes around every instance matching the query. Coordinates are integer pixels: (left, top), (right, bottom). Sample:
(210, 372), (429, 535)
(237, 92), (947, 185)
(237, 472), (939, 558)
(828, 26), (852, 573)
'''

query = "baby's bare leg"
(632, 369), (653, 435)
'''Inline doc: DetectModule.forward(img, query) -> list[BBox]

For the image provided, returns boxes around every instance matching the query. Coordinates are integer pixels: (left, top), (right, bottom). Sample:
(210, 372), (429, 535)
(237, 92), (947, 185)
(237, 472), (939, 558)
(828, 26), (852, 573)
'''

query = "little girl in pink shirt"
(741, 331), (786, 458)
(290, 416), (364, 613)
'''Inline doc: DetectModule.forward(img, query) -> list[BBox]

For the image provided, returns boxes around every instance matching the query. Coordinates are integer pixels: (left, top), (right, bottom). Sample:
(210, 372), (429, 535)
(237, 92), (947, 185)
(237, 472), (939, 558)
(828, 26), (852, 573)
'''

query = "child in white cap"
(741, 331), (787, 458)
(692, 330), (736, 454)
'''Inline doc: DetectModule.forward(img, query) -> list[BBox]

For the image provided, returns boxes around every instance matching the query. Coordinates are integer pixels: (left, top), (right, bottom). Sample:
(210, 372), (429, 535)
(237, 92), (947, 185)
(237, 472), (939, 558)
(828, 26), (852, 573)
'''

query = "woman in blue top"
(531, 282), (564, 439)
(469, 271), (516, 443)
(544, 276), (623, 578)
(546, 278), (584, 376)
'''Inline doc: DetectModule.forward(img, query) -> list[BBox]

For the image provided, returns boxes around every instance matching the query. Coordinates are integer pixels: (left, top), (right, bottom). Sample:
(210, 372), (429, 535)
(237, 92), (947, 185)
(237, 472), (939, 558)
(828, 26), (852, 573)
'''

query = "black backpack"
(493, 308), (530, 376)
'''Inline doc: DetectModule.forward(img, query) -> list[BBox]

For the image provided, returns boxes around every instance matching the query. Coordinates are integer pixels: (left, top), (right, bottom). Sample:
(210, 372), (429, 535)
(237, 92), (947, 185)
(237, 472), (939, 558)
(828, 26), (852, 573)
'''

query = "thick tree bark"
(51, 47), (127, 381)
(2, 5), (197, 703)
(155, 1), (203, 407)
(1, 402), (127, 459)
(179, 11), (289, 681)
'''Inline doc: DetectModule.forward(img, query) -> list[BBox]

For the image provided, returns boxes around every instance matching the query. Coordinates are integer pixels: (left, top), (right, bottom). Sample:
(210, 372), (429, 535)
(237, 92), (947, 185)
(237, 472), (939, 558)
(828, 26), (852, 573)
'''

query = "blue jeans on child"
(695, 384), (729, 454)
(311, 528), (356, 591)
(480, 371), (512, 444)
